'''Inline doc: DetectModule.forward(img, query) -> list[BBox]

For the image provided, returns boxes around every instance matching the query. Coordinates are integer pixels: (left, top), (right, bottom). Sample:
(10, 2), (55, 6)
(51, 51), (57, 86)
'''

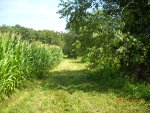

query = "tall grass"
(0, 33), (63, 99)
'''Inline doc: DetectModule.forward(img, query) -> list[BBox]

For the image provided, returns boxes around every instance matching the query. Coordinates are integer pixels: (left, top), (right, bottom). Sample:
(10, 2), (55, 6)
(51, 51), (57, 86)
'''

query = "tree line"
(0, 24), (63, 46)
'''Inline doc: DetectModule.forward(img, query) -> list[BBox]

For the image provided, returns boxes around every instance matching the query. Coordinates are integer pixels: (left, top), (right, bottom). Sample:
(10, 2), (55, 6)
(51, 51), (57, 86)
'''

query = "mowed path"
(0, 59), (149, 113)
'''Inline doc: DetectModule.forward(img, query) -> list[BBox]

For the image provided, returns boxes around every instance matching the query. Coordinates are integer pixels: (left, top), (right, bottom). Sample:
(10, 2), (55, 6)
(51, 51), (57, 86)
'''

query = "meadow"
(0, 59), (149, 113)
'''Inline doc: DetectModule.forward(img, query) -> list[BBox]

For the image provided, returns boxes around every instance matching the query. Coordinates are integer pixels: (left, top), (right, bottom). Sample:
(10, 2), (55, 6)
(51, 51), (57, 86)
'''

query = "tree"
(63, 31), (78, 58)
(58, 0), (150, 80)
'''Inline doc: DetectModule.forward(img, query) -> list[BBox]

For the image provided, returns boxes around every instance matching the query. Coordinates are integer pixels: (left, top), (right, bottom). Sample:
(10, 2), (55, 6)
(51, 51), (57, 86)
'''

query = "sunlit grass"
(0, 59), (149, 113)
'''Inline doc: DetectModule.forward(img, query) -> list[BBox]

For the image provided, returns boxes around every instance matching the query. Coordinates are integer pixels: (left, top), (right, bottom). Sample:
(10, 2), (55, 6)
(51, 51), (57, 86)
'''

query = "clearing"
(0, 59), (149, 113)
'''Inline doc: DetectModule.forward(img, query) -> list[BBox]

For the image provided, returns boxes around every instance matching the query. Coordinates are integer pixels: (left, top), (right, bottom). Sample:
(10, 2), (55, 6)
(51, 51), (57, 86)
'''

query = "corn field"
(0, 33), (63, 99)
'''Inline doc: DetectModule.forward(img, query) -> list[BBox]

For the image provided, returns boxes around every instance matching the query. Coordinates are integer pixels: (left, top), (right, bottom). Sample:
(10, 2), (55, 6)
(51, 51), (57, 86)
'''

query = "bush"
(81, 55), (90, 63)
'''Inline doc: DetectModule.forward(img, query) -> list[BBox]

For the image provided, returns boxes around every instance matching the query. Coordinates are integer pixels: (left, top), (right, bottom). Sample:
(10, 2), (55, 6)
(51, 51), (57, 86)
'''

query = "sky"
(0, 0), (66, 32)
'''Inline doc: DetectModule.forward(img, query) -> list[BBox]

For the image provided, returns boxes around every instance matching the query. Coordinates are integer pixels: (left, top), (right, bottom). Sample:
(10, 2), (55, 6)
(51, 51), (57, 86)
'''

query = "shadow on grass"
(40, 69), (150, 101)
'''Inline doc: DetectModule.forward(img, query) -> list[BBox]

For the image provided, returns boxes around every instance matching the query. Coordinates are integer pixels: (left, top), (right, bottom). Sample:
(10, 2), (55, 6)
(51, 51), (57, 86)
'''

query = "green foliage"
(81, 55), (90, 63)
(48, 45), (64, 67)
(0, 25), (65, 46)
(58, 0), (150, 81)
(0, 33), (63, 99)
(62, 31), (78, 58)
(90, 69), (150, 100)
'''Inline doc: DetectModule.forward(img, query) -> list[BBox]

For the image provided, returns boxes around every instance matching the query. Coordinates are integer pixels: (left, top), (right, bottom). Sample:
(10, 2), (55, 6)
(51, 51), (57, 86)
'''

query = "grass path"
(0, 59), (149, 113)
